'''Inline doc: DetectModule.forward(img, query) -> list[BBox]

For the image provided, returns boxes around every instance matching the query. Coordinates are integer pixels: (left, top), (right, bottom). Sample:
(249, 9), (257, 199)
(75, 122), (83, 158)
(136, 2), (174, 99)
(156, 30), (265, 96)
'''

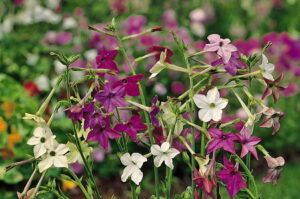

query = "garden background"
(0, 0), (300, 198)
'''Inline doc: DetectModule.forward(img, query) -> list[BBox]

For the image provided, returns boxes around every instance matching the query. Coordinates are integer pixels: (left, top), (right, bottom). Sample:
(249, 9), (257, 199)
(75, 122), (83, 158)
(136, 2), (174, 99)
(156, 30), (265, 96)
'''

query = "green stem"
(29, 170), (47, 199)
(131, 183), (137, 199)
(21, 167), (38, 196)
(166, 167), (172, 199)
(200, 122), (207, 156)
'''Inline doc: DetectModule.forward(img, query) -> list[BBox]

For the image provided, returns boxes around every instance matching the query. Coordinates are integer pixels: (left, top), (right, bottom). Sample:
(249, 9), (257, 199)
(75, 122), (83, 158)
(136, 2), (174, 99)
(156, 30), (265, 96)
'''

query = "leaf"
(3, 169), (24, 184)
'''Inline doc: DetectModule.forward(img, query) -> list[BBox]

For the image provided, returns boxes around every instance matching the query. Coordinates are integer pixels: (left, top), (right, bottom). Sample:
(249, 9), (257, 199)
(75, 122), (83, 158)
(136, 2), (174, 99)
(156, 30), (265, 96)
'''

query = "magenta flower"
(193, 168), (215, 199)
(262, 156), (285, 185)
(204, 34), (237, 64)
(88, 110), (106, 129)
(211, 51), (247, 76)
(150, 96), (160, 127)
(281, 83), (298, 97)
(236, 127), (261, 160)
(207, 128), (238, 154)
(259, 108), (284, 135)
(217, 156), (247, 198)
(95, 47), (119, 76)
(115, 115), (147, 141)
(234, 39), (260, 56)
(95, 83), (126, 113)
(147, 46), (174, 63)
(113, 75), (144, 96)
(65, 105), (83, 123)
(87, 116), (121, 150)
(82, 102), (95, 130)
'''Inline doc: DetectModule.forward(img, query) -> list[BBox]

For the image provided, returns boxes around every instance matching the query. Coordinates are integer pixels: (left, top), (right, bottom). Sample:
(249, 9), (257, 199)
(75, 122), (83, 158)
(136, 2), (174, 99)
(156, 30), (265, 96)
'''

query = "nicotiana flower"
(161, 101), (184, 137)
(82, 102), (95, 130)
(149, 51), (168, 79)
(115, 114), (147, 141)
(193, 87), (228, 122)
(204, 34), (237, 64)
(95, 83), (126, 113)
(217, 156), (247, 198)
(65, 105), (83, 123)
(236, 127), (261, 160)
(259, 108), (284, 135)
(38, 139), (69, 172)
(87, 116), (121, 150)
(150, 96), (160, 126)
(262, 155), (285, 185)
(262, 73), (287, 103)
(259, 54), (275, 81)
(120, 153), (147, 185)
(27, 126), (55, 158)
(151, 142), (180, 169)
(66, 141), (92, 164)
(207, 128), (238, 154)
(113, 74), (144, 96)
(147, 46), (173, 63)
(95, 47), (119, 76)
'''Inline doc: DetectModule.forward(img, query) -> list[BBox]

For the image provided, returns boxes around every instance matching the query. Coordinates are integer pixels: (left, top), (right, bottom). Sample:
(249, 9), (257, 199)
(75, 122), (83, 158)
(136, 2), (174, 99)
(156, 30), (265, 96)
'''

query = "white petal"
(120, 153), (132, 166)
(27, 137), (41, 145)
(151, 145), (162, 156)
(167, 148), (180, 158)
(261, 54), (268, 65)
(163, 156), (174, 169)
(262, 72), (274, 81)
(55, 144), (69, 155)
(53, 156), (68, 168)
(265, 63), (275, 73)
(121, 165), (135, 182)
(154, 155), (164, 168)
(215, 98), (228, 109)
(198, 109), (213, 122)
(193, 94), (208, 109)
(206, 87), (220, 103)
(33, 144), (47, 158)
(212, 109), (222, 121)
(45, 137), (58, 150)
(174, 121), (184, 137)
(131, 168), (143, 185)
(38, 157), (53, 172)
(131, 153), (147, 168)
(161, 142), (170, 152)
(33, 127), (45, 137)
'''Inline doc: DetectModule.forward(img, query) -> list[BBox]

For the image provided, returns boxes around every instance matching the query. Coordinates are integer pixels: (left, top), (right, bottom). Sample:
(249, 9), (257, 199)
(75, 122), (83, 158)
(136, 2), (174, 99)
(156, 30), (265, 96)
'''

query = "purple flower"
(150, 96), (160, 127)
(204, 34), (237, 64)
(217, 156), (247, 198)
(124, 15), (146, 35)
(115, 115), (147, 141)
(87, 116), (121, 150)
(70, 162), (84, 174)
(259, 108), (284, 135)
(55, 32), (71, 45)
(234, 39), (260, 56)
(65, 105), (83, 123)
(262, 156), (285, 185)
(82, 102), (95, 130)
(281, 82), (298, 97)
(193, 168), (215, 199)
(236, 127), (261, 160)
(113, 75), (144, 97)
(95, 83), (126, 113)
(95, 47), (119, 76)
(92, 148), (105, 162)
(207, 128), (238, 154)
(212, 51), (247, 76)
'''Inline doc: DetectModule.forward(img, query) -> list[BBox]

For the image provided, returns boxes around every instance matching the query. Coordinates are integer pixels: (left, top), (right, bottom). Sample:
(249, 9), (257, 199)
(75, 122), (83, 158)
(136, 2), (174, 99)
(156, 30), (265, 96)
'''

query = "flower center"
(221, 135), (227, 140)
(108, 93), (115, 98)
(121, 79), (127, 83)
(209, 103), (216, 108)
(128, 122), (133, 127)
(50, 151), (56, 156)
(101, 58), (106, 62)
(40, 137), (46, 143)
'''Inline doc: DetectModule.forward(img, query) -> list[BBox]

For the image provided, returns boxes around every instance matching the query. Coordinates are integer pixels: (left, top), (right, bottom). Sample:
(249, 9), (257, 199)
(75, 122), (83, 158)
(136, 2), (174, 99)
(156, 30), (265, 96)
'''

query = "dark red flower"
(262, 73), (287, 103)
(147, 46), (173, 63)
(113, 75), (144, 96)
(96, 47), (119, 76)
(259, 108), (284, 135)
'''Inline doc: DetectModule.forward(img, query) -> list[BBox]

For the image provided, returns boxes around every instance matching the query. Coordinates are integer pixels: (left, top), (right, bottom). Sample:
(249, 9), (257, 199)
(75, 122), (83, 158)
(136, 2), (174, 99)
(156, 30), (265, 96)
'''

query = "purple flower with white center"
(217, 156), (247, 198)
(115, 115), (147, 141)
(87, 116), (121, 150)
(204, 34), (237, 64)
(207, 128), (238, 154)
(150, 96), (160, 127)
(65, 105), (83, 123)
(211, 51), (247, 76)
(113, 75), (144, 97)
(236, 127), (261, 160)
(95, 83), (126, 113)
(82, 102), (95, 130)
(95, 47), (119, 76)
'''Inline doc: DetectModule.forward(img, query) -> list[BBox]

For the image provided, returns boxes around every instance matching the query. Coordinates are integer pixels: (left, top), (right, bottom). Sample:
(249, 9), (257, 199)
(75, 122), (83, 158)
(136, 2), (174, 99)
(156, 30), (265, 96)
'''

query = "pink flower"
(207, 128), (238, 154)
(262, 73), (287, 104)
(236, 127), (261, 160)
(204, 34), (237, 64)
(262, 156), (285, 185)
(113, 75), (144, 97)
(281, 82), (298, 97)
(147, 46), (173, 63)
(95, 48), (119, 76)
(259, 108), (284, 135)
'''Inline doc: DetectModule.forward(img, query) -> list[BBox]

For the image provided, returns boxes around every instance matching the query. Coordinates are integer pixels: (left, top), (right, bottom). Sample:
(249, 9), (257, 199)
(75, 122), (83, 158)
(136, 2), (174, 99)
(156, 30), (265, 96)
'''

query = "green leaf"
(3, 169), (24, 184)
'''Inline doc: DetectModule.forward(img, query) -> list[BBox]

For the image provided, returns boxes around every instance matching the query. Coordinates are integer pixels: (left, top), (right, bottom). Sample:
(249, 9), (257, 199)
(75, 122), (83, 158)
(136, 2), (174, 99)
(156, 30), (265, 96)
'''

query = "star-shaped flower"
(193, 87), (228, 122)
(95, 47), (119, 76)
(207, 128), (238, 154)
(236, 127), (261, 160)
(113, 74), (144, 96)
(259, 54), (275, 81)
(150, 142), (180, 169)
(262, 73), (287, 103)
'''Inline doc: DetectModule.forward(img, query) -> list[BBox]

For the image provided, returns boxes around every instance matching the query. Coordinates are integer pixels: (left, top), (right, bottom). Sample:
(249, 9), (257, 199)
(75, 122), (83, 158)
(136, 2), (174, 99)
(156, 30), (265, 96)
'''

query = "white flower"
(151, 142), (180, 169)
(23, 113), (46, 124)
(84, 49), (98, 61)
(193, 87), (228, 122)
(27, 126), (55, 158)
(35, 75), (50, 91)
(259, 54), (274, 81)
(120, 153), (147, 185)
(38, 139), (69, 172)
(62, 17), (76, 29)
(149, 51), (167, 79)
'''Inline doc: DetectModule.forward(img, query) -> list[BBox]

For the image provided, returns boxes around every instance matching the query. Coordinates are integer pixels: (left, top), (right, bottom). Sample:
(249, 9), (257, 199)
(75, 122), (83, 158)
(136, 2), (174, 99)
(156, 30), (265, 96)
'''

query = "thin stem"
(220, 118), (242, 128)
(134, 52), (159, 62)
(180, 118), (211, 139)
(178, 77), (208, 101)
(88, 26), (116, 37)
(130, 183), (137, 199)
(21, 167), (38, 196)
(200, 122), (207, 156)
(29, 170), (47, 199)
(5, 158), (35, 172)
(166, 167), (172, 199)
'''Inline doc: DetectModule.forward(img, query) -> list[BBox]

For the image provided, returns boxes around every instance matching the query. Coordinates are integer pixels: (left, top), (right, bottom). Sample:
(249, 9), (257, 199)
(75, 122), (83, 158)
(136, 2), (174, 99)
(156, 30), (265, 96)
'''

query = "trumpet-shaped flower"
(193, 87), (228, 122)
(27, 126), (56, 158)
(113, 75), (144, 96)
(259, 108), (284, 135)
(151, 142), (180, 169)
(149, 51), (168, 79)
(95, 47), (119, 76)
(120, 153), (147, 185)
(236, 127), (261, 160)
(38, 139), (69, 172)
(262, 156), (285, 185)
(207, 128), (238, 154)
(259, 55), (274, 81)
(147, 46), (173, 63)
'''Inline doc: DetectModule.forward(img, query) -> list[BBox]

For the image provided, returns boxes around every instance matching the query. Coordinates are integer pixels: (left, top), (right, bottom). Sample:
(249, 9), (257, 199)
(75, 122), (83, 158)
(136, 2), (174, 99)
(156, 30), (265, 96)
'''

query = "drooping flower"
(87, 116), (121, 150)
(236, 127), (261, 160)
(27, 126), (56, 158)
(65, 105), (83, 123)
(115, 115), (147, 141)
(211, 51), (247, 76)
(147, 46), (173, 63)
(259, 108), (284, 135)
(113, 75), (144, 96)
(207, 128), (238, 154)
(149, 51), (168, 79)
(262, 156), (285, 185)
(95, 83), (126, 113)
(204, 34), (237, 64)
(193, 87), (228, 122)
(262, 73), (287, 103)
(259, 54), (275, 81)
(150, 96), (160, 126)
(217, 156), (247, 198)
(151, 142), (180, 169)
(120, 153), (147, 185)
(95, 47), (119, 76)
(38, 139), (69, 172)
